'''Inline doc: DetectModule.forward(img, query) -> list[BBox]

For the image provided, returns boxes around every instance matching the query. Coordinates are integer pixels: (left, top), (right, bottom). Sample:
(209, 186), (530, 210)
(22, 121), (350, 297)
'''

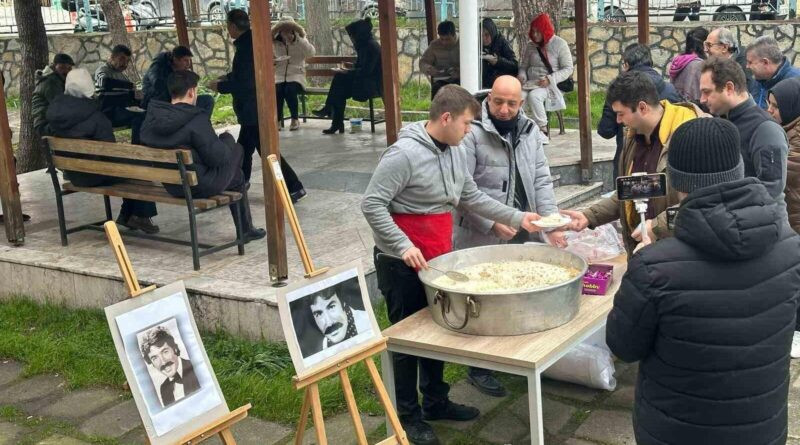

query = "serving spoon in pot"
(376, 253), (470, 282)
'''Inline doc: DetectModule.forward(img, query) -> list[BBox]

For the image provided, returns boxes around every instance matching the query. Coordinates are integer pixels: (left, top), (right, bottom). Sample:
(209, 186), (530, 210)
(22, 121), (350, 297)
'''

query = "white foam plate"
(274, 55), (291, 62)
(532, 214), (571, 228)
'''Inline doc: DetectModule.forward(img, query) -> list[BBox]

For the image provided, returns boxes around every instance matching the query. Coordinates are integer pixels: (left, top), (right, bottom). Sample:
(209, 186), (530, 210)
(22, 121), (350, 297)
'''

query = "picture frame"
(105, 281), (229, 444)
(277, 260), (382, 378)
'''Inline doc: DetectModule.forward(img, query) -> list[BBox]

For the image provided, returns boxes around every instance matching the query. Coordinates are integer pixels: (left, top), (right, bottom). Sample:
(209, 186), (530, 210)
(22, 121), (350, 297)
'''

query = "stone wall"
(3, 21), (800, 96)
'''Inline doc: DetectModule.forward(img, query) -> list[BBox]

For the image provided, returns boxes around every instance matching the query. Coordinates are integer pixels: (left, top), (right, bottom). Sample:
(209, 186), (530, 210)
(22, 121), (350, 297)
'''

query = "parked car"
(67, 0), (161, 32)
(360, 0), (408, 19)
(586, 0), (785, 21)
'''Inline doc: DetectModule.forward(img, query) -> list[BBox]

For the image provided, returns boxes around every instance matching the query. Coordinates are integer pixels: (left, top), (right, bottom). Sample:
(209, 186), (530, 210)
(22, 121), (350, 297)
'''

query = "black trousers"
(324, 71), (357, 127)
(430, 78), (460, 100)
(374, 247), (450, 421)
(236, 124), (303, 193)
(103, 107), (145, 144)
(673, 5), (700, 20)
(65, 171), (157, 218)
(276, 81), (302, 120)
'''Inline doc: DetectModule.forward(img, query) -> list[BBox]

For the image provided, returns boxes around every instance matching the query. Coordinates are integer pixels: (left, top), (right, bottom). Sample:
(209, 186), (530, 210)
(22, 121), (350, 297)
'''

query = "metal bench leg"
(54, 189), (68, 246)
(369, 98), (376, 133)
(233, 199), (245, 256)
(103, 195), (113, 221)
(301, 93), (308, 123)
(557, 110), (565, 135)
(188, 207), (201, 271)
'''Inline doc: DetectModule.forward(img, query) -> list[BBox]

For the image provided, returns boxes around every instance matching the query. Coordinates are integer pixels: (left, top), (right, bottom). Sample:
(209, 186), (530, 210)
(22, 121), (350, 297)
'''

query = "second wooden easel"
(104, 221), (252, 445)
(267, 154), (408, 445)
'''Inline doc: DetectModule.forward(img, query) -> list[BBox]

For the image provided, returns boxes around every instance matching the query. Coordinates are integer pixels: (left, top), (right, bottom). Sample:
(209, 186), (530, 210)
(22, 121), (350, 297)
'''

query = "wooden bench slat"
(53, 156), (197, 186)
(62, 182), (222, 210)
(45, 137), (193, 165)
(306, 55), (356, 64)
(305, 69), (336, 78)
(303, 87), (329, 94)
(81, 181), (234, 206)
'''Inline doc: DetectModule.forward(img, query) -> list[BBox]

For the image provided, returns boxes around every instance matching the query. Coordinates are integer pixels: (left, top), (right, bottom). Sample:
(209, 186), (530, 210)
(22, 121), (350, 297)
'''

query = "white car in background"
(595, 0), (787, 22)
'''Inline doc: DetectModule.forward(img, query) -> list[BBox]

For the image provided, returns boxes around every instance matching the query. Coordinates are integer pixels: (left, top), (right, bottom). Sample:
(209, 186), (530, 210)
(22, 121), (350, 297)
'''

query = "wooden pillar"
(172, 0), (190, 48)
(637, 0), (649, 44)
(0, 77), (24, 245)
(379, 0), (401, 145)
(251, 0), (288, 281)
(424, 0), (437, 44)
(575, 0), (593, 183)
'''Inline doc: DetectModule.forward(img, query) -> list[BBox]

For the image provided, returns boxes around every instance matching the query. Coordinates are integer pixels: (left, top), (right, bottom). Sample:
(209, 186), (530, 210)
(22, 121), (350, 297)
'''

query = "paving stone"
(227, 416), (293, 444)
(789, 372), (800, 439)
(38, 388), (123, 420)
(0, 422), (25, 445)
(508, 395), (576, 435)
(541, 377), (603, 403)
(0, 361), (23, 387)
(564, 439), (599, 445)
(425, 380), (509, 430)
(606, 384), (635, 409)
(79, 399), (141, 439)
(477, 409), (529, 444)
(574, 410), (635, 445)
(0, 375), (65, 405)
(36, 435), (91, 445)
(614, 362), (638, 387)
(300, 412), (384, 444)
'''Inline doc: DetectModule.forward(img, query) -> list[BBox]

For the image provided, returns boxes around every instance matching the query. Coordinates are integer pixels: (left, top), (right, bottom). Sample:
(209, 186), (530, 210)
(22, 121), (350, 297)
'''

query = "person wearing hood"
(272, 17), (315, 131)
(704, 27), (753, 90)
(481, 18), (518, 89)
(208, 9), (305, 202)
(32, 53), (74, 135)
(453, 75), (566, 398)
(141, 46), (196, 109)
(312, 18), (382, 135)
(362, 85), (545, 445)
(606, 117), (800, 445)
(47, 68), (159, 234)
(420, 20), (460, 99)
(668, 27), (707, 102)
(746, 36), (800, 110)
(516, 13), (573, 144)
(140, 70), (265, 242)
(597, 44), (683, 178)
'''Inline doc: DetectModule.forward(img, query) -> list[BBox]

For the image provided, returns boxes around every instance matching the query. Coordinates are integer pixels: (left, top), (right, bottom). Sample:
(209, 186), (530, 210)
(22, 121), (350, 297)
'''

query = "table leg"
(381, 350), (397, 436)
(527, 370), (544, 445)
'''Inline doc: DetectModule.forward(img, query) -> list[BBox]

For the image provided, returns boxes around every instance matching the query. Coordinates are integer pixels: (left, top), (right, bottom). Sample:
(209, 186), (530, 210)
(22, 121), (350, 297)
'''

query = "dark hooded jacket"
(344, 18), (382, 101)
(481, 18), (518, 89)
(32, 66), (67, 134)
(770, 76), (800, 234)
(607, 178), (800, 445)
(141, 52), (174, 109)
(218, 29), (259, 126)
(139, 100), (237, 198)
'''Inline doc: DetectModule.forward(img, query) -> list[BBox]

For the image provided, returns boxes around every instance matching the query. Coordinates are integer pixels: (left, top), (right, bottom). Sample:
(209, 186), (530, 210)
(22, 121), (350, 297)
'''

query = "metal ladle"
(376, 253), (470, 282)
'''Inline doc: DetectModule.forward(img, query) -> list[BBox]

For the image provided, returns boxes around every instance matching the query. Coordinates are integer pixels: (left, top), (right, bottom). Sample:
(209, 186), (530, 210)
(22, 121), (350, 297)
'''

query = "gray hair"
(747, 36), (784, 64)
(714, 27), (738, 53)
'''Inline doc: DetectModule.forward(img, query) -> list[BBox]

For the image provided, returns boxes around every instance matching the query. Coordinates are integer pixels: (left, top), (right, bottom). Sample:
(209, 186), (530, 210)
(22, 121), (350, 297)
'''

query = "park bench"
(43, 136), (246, 271)
(292, 55), (385, 133)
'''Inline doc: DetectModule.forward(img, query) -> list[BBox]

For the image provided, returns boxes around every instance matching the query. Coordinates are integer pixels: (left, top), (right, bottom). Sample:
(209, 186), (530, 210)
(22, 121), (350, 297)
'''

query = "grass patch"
(0, 297), (467, 425)
(5, 95), (19, 111)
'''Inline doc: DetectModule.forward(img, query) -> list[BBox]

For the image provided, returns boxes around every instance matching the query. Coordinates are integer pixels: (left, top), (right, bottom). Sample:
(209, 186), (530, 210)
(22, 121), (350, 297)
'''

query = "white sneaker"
(541, 135), (550, 145)
(792, 331), (800, 359)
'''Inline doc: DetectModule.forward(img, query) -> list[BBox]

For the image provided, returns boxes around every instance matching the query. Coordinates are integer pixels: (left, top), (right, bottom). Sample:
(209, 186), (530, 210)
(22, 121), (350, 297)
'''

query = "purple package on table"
(582, 264), (614, 295)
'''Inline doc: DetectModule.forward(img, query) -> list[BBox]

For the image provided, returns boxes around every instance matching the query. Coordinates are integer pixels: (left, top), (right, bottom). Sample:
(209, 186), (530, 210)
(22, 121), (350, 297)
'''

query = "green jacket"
(32, 66), (66, 134)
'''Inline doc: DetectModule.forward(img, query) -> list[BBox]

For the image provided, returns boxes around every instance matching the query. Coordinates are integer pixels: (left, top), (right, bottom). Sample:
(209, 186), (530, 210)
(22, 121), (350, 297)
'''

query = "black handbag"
(536, 46), (574, 93)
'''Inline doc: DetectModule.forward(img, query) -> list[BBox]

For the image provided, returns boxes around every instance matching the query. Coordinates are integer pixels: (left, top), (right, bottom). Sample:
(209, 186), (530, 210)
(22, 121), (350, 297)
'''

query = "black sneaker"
(290, 188), (307, 204)
(401, 419), (439, 445)
(422, 400), (480, 422)
(311, 108), (330, 118)
(244, 228), (266, 242)
(466, 372), (507, 397)
(121, 216), (160, 234)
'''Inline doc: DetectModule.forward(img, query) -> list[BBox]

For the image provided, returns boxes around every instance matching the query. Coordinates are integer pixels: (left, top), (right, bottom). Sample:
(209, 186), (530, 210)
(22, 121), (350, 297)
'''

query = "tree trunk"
(99, 0), (140, 82)
(285, 0), (297, 18)
(305, 0), (333, 55)
(14, 0), (49, 173)
(511, 0), (564, 56)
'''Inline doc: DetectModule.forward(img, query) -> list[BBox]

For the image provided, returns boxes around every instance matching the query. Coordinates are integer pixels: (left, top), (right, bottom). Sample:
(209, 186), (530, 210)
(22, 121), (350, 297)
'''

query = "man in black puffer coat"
(607, 117), (800, 445)
(47, 68), (159, 234)
(139, 70), (265, 242)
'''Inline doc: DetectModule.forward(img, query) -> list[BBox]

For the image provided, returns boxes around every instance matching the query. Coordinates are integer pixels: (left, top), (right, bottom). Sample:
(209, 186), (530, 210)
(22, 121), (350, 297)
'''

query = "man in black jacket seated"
(139, 70), (265, 242)
(606, 118), (800, 445)
(141, 46), (214, 115)
(47, 68), (159, 234)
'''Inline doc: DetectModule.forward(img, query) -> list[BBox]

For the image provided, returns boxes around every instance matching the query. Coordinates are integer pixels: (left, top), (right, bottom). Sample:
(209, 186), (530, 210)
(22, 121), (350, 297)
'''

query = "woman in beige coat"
(273, 18), (315, 131)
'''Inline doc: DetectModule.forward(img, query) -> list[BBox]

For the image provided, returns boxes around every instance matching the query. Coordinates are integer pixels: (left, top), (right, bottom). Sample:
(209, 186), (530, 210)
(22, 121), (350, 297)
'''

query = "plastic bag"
(562, 224), (624, 263)
(542, 327), (617, 391)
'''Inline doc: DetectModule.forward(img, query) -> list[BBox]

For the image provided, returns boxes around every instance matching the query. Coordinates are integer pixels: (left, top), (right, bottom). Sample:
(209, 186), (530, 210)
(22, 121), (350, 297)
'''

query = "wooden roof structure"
(0, 0), (650, 282)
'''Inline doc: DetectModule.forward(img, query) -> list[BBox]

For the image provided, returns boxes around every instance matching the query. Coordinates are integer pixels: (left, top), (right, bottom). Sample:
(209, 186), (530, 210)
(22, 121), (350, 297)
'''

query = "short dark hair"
(430, 84), (481, 120)
(622, 43), (652, 69)
(172, 45), (193, 59)
(437, 20), (456, 36)
(607, 70), (659, 112)
(140, 326), (180, 365)
(167, 70), (200, 99)
(685, 27), (708, 58)
(53, 53), (74, 66)
(227, 8), (250, 32)
(701, 56), (747, 94)
(111, 44), (132, 57)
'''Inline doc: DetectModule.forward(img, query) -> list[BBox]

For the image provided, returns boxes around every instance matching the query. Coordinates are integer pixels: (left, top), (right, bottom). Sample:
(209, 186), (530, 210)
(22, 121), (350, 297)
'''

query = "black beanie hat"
(770, 76), (800, 125)
(667, 118), (744, 193)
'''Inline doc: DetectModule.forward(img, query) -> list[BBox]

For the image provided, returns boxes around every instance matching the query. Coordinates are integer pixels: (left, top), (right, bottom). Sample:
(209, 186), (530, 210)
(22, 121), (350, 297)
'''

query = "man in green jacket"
(32, 53), (74, 135)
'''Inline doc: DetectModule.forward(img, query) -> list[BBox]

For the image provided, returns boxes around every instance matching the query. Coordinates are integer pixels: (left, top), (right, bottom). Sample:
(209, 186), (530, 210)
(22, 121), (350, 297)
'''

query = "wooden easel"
(266, 155), (409, 445)
(104, 221), (252, 445)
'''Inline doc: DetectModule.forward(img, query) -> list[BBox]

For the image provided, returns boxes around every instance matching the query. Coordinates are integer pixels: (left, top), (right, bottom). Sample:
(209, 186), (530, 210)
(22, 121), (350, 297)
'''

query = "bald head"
(487, 75), (524, 121)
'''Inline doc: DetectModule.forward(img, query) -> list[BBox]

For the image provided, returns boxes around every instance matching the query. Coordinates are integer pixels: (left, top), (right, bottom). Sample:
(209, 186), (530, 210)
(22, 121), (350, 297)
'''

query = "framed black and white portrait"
(105, 281), (229, 444)
(277, 260), (381, 377)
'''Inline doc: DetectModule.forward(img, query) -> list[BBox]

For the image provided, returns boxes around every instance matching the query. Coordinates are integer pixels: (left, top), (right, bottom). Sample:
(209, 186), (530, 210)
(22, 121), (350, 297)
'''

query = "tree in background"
(14, 0), (49, 173)
(305, 0), (333, 55)
(511, 0), (564, 55)
(99, 0), (141, 82)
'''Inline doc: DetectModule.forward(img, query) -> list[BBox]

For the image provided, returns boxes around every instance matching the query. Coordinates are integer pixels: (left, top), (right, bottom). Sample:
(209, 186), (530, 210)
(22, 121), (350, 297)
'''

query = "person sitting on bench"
(139, 70), (266, 242)
(47, 68), (159, 234)
(94, 44), (145, 143)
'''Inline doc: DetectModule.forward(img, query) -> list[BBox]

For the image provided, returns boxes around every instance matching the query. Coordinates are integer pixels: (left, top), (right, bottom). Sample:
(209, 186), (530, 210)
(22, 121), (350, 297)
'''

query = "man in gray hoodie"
(362, 84), (544, 445)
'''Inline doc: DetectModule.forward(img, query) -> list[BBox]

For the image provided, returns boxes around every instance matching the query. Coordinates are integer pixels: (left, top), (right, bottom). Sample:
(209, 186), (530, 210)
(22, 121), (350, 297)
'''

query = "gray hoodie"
(362, 121), (526, 256)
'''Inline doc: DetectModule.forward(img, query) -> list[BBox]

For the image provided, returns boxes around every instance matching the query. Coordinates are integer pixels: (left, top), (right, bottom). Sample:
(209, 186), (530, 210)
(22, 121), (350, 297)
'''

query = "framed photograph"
(277, 260), (382, 377)
(105, 281), (228, 444)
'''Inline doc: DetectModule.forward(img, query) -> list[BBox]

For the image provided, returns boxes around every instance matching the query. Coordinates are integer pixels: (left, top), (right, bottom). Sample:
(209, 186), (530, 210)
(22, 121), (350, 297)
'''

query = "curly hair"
(139, 326), (180, 365)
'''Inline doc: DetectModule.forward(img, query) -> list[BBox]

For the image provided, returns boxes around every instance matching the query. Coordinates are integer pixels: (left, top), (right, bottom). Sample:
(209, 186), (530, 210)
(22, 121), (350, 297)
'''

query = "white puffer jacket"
(273, 36), (315, 87)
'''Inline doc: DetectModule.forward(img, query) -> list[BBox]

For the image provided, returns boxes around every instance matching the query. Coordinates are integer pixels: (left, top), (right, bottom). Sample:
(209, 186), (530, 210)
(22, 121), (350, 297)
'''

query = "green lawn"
(0, 298), (467, 425)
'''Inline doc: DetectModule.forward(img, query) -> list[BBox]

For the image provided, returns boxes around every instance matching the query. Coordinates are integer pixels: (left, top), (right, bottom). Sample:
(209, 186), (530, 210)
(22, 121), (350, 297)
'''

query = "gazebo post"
(576, 0), (593, 183)
(172, 0), (191, 48)
(637, 0), (649, 44)
(424, 0), (437, 43)
(0, 79), (24, 245)
(250, 0), (288, 282)
(379, 0), (402, 145)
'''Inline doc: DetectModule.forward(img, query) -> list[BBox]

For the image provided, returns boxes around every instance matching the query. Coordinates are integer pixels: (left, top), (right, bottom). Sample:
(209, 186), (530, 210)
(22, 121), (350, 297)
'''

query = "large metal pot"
(418, 244), (588, 336)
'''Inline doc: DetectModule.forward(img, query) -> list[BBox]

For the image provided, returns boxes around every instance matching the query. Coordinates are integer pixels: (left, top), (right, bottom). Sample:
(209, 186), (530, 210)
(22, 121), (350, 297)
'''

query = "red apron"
(391, 213), (453, 261)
